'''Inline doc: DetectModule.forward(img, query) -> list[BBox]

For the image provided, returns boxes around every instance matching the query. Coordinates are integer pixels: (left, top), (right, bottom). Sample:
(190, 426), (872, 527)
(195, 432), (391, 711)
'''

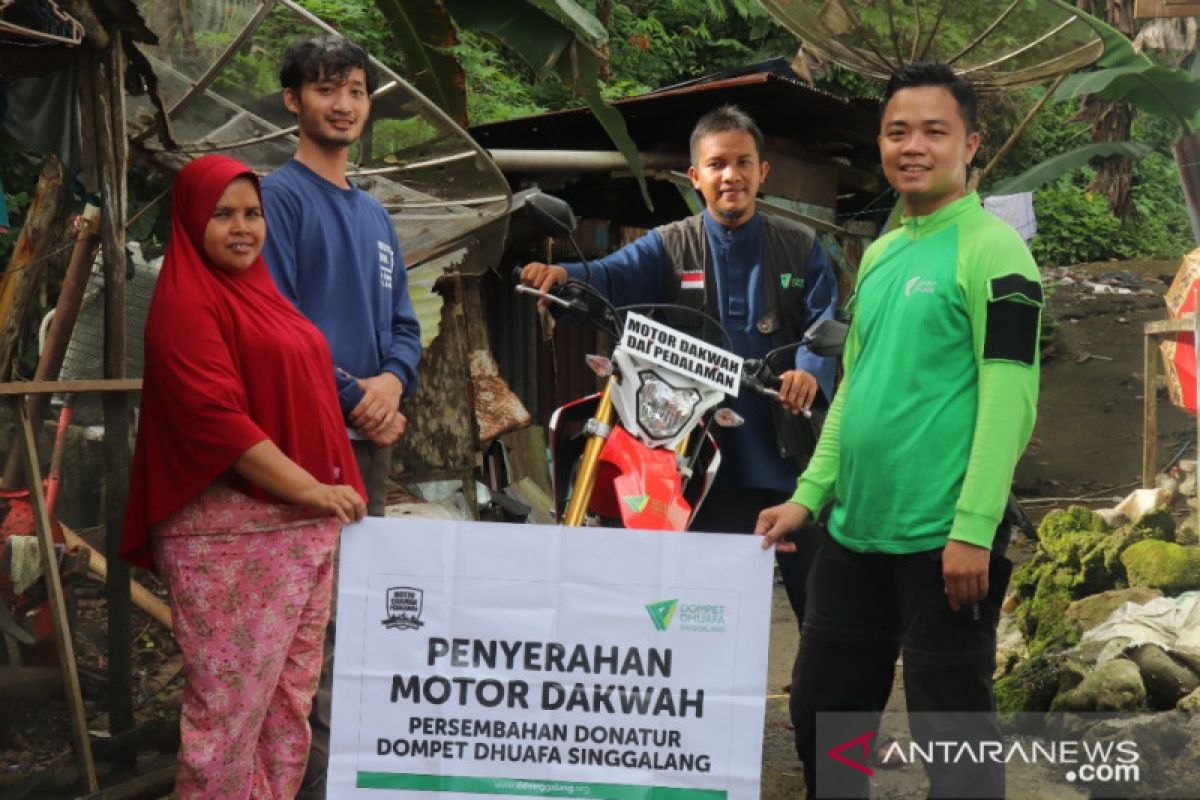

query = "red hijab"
(122, 155), (365, 570)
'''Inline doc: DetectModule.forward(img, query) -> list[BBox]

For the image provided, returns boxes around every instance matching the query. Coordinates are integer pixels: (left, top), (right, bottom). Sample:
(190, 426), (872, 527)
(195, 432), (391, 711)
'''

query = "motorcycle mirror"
(802, 318), (849, 358)
(713, 408), (744, 428)
(584, 354), (613, 378)
(525, 192), (577, 238)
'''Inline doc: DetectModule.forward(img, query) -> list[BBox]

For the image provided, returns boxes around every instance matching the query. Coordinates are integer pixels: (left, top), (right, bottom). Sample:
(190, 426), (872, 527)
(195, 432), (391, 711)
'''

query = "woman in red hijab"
(123, 154), (366, 798)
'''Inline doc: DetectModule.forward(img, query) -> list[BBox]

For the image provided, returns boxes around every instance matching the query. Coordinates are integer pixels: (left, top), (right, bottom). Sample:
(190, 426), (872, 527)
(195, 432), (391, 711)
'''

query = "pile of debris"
(996, 496), (1200, 717)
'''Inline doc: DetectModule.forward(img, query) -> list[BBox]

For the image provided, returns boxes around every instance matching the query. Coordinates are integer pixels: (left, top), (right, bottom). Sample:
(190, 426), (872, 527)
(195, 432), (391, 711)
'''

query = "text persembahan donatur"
(380, 637), (714, 772)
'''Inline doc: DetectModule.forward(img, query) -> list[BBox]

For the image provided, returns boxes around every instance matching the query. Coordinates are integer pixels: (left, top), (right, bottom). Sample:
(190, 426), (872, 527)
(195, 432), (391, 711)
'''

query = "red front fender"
(589, 426), (691, 531)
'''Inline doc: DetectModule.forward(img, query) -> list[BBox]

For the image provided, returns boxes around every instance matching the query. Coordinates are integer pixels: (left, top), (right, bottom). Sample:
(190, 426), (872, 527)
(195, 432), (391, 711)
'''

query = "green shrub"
(1031, 179), (1126, 266)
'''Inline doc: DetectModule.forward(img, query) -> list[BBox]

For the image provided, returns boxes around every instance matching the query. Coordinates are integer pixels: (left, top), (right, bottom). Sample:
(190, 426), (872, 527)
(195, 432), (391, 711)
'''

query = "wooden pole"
(0, 156), (70, 384)
(95, 29), (135, 740)
(60, 522), (172, 630)
(0, 207), (102, 488)
(15, 400), (98, 792)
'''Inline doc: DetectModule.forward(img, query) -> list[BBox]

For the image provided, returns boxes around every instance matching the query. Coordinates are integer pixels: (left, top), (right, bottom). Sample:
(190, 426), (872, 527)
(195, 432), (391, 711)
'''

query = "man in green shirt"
(756, 62), (1042, 798)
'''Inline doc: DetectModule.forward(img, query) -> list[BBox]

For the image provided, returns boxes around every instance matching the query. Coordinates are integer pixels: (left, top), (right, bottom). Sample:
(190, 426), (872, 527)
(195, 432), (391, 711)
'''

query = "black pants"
(792, 527), (1012, 799)
(690, 487), (819, 628)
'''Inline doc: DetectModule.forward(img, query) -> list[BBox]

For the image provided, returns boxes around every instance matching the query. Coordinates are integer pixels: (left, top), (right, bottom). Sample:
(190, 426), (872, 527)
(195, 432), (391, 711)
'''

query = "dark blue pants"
(691, 487), (818, 628)
(792, 527), (1012, 799)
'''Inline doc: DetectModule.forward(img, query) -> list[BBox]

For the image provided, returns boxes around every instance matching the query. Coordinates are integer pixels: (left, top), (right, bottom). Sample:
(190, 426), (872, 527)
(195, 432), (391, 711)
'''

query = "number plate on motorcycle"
(618, 312), (743, 395)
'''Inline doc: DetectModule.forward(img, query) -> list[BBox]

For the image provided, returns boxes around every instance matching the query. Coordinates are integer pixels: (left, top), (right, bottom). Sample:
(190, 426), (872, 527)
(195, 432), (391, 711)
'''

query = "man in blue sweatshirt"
(520, 105), (838, 620)
(260, 34), (421, 798)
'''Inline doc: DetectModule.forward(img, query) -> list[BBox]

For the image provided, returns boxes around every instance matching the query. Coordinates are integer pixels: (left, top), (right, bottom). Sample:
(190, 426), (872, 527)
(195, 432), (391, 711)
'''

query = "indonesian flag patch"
(680, 270), (704, 290)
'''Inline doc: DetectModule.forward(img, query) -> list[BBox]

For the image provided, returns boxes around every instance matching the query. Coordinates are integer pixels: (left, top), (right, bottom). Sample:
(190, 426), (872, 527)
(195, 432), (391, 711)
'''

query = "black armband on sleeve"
(983, 274), (1043, 365)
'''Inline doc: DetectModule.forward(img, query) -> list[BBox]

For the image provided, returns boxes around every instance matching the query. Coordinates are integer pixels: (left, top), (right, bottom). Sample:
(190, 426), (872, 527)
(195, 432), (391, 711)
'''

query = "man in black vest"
(520, 104), (838, 622)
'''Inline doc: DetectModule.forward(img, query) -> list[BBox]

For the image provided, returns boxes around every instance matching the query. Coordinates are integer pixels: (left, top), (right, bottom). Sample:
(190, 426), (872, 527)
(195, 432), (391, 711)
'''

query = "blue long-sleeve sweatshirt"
(260, 160), (421, 420)
(563, 209), (837, 493)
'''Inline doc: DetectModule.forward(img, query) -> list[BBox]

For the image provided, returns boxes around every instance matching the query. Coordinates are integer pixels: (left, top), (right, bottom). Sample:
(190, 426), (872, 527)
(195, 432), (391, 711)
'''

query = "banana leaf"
(986, 141), (1153, 196)
(1044, 0), (1142, 70)
(442, 0), (651, 209)
(526, 0), (606, 52)
(374, 0), (467, 126)
(1044, 0), (1200, 133)
(1055, 63), (1200, 133)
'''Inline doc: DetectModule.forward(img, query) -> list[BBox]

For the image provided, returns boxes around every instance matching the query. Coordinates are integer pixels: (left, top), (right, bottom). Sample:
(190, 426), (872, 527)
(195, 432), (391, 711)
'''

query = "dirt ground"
(1016, 259), (1192, 505)
(2, 259), (1195, 798)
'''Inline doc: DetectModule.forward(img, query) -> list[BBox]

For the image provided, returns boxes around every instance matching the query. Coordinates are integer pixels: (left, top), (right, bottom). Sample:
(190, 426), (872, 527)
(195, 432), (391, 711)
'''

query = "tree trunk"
(596, 0), (612, 83)
(1080, 0), (1137, 220)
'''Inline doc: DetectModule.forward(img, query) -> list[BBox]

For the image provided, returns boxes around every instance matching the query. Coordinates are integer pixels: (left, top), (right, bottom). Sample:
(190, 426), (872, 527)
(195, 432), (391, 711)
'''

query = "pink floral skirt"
(153, 481), (339, 799)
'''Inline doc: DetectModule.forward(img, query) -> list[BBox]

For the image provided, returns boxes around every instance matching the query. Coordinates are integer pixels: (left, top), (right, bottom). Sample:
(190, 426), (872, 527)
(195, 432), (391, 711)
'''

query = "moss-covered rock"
(1038, 506), (1110, 548)
(1056, 659), (1089, 696)
(1018, 567), (1082, 657)
(1050, 658), (1147, 712)
(1011, 507), (1184, 660)
(1128, 643), (1200, 709)
(995, 655), (1061, 719)
(1121, 540), (1200, 594)
(1136, 506), (1176, 541)
(1011, 552), (1053, 601)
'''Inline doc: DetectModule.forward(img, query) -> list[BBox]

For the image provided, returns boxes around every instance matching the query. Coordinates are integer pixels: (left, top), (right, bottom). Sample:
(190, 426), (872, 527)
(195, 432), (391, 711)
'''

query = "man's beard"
(714, 206), (744, 223)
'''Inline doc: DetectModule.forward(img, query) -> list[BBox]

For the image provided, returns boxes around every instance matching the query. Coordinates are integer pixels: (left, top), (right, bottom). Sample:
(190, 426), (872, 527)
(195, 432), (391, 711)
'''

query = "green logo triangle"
(780, 273), (792, 289)
(624, 494), (650, 513)
(645, 599), (678, 631)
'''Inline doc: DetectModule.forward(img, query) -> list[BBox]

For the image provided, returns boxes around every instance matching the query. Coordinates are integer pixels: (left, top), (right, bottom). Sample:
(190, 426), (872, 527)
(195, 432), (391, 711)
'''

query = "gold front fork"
(562, 376), (617, 527)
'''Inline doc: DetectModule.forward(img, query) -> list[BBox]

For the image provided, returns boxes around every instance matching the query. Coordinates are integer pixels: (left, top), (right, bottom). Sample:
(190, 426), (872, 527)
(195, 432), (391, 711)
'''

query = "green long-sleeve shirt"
(792, 192), (1042, 553)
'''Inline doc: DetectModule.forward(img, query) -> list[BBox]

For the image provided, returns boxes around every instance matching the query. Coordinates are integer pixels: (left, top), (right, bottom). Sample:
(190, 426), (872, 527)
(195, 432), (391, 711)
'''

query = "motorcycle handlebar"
(740, 361), (813, 417)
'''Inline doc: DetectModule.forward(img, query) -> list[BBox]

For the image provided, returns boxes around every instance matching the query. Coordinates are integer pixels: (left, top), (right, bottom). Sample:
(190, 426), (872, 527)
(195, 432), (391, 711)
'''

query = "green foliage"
(1027, 144), (1194, 267)
(815, 62), (881, 99)
(1030, 179), (1126, 266)
(449, 31), (549, 124)
(985, 93), (1194, 267)
(446, 0), (802, 123)
(296, 0), (397, 63)
(437, 0), (652, 208)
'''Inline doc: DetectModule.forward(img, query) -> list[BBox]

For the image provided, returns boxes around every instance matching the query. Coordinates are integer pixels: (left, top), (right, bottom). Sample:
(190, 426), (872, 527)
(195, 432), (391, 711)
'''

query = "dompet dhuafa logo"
(645, 599), (678, 631)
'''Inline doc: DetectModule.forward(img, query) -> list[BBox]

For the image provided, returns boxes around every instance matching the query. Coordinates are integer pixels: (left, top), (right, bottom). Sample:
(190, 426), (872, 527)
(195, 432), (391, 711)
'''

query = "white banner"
(618, 312), (744, 395)
(329, 518), (773, 800)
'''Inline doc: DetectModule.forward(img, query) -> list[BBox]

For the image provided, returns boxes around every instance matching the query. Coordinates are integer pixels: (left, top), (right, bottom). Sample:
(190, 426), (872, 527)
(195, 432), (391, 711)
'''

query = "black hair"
(279, 34), (378, 96)
(881, 61), (977, 132)
(689, 105), (765, 164)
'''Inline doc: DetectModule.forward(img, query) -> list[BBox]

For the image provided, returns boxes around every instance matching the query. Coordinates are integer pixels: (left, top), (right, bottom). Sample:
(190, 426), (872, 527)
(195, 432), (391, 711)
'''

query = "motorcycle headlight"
(635, 370), (701, 440)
